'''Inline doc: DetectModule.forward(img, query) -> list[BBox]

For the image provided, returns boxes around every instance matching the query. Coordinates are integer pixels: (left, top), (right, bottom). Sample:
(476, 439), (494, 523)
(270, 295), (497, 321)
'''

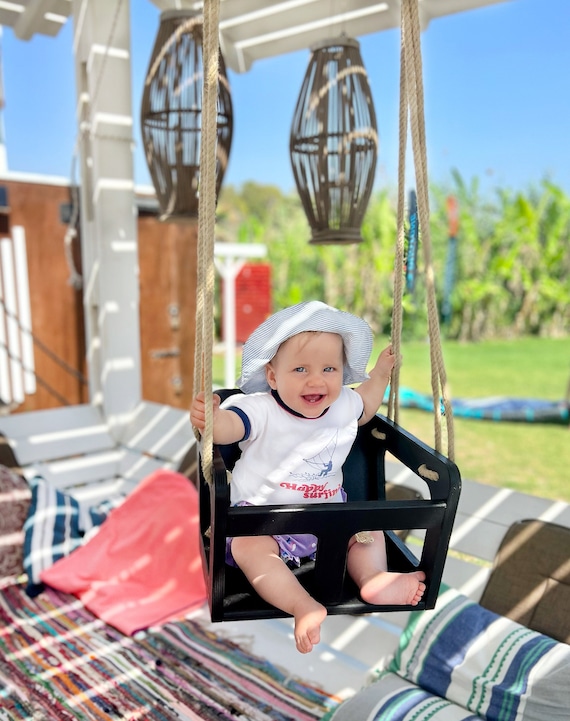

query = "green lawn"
(387, 337), (570, 503)
(214, 337), (570, 502)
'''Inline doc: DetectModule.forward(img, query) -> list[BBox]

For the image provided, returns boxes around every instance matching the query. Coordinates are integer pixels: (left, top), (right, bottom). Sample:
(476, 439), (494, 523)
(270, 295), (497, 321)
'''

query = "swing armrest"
(371, 413), (461, 504)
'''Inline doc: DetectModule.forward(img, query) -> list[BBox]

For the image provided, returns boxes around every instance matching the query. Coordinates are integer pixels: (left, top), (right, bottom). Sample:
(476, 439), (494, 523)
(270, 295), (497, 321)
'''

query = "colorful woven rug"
(0, 584), (338, 720)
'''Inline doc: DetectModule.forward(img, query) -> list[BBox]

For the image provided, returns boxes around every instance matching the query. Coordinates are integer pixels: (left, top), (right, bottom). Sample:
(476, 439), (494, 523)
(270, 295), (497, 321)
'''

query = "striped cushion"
(23, 475), (117, 597)
(390, 586), (570, 720)
(322, 671), (478, 720)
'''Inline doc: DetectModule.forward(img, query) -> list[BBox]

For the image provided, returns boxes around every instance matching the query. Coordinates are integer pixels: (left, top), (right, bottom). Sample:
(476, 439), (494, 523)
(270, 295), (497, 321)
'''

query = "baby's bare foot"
(293, 601), (327, 654)
(360, 570), (426, 606)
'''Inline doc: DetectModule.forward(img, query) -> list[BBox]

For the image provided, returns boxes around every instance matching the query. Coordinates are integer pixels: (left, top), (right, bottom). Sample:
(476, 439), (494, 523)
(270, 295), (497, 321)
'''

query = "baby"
(191, 301), (425, 653)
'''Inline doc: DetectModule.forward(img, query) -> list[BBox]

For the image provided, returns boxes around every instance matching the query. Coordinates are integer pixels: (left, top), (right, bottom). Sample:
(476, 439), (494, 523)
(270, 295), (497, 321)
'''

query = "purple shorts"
(226, 530), (318, 568)
(225, 492), (346, 568)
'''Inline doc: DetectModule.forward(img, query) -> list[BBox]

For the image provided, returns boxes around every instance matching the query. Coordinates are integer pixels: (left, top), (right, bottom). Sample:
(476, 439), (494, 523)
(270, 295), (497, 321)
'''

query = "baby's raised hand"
(376, 345), (398, 378)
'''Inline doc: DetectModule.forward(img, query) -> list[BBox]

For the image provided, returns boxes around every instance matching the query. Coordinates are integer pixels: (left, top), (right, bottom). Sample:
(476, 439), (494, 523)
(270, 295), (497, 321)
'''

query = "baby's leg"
(231, 535), (327, 654)
(346, 531), (426, 606)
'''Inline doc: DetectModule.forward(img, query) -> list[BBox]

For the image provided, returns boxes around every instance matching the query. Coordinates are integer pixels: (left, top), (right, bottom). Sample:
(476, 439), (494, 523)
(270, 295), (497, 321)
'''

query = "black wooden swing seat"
(198, 392), (461, 623)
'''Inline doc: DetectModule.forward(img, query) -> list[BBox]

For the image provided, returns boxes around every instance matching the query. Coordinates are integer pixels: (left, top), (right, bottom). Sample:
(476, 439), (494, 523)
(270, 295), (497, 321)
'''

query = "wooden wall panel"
(1, 178), (87, 412)
(137, 217), (198, 410)
(0, 177), (199, 415)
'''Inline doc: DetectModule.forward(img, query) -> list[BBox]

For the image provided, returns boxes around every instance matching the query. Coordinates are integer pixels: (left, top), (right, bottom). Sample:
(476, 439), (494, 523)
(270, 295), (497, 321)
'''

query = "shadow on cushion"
(479, 519), (570, 644)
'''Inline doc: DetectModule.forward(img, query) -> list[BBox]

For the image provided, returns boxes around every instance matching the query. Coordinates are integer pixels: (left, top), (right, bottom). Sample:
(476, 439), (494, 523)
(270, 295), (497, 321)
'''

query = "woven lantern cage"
(290, 37), (378, 244)
(141, 10), (233, 221)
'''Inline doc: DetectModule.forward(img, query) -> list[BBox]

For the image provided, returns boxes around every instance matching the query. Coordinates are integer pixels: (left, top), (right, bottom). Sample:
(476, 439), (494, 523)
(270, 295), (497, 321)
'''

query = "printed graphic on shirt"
(278, 480), (342, 500)
(303, 430), (337, 477)
(279, 431), (342, 500)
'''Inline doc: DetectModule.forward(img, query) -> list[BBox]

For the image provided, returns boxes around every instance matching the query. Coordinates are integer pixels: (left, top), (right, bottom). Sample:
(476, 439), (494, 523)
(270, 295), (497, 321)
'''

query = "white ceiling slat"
(0, 4), (24, 31)
(1, 0), (71, 40)
(221, 1), (399, 73)
(215, 0), (511, 73)
(14, 0), (50, 40)
(1, 0), (510, 63)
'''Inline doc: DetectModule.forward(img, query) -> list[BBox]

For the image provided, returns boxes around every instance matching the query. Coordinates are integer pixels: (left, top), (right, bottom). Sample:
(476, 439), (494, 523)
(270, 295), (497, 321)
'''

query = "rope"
(193, 0), (221, 484)
(387, 15), (409, 427)
(390, 0), (455, 460)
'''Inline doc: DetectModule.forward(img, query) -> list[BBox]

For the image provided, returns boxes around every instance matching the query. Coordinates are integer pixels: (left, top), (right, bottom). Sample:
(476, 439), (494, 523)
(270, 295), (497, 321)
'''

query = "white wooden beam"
(146, 0), (512, 73)
(8, 0), (71, 40)
(72, 0), (141, 438)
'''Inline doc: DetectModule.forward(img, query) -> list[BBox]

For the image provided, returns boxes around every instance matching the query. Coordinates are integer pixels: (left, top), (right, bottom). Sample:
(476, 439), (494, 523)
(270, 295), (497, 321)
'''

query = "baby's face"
(265, 332), (344, 418)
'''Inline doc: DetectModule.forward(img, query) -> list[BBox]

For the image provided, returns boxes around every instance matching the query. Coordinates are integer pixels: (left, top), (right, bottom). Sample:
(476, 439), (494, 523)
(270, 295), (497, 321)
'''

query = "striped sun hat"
(237, 301), (374, 394)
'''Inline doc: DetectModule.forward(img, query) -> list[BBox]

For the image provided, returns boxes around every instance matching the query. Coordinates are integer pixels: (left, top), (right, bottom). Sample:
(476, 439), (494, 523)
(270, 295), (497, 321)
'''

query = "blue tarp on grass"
(394, 387), (570, 425)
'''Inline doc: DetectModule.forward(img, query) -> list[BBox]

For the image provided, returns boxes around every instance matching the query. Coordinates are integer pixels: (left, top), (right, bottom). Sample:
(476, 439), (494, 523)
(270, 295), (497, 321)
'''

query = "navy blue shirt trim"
(226, 406), (251, 441)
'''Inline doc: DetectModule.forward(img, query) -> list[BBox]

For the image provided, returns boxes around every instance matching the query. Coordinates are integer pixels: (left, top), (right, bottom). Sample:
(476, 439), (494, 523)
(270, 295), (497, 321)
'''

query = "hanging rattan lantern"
(141, 10), (233, 221)
(290, 37), (378, 244)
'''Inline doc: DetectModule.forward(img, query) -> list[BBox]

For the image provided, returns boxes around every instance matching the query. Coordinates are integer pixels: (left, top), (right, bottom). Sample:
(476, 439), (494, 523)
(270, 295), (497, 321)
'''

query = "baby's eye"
(324, 366), (337, 373)
(293, 366), (306, 373)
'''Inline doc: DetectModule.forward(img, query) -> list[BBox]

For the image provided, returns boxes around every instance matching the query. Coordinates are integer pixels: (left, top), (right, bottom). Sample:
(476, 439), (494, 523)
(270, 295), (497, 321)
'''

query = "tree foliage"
(217, 175), (570, 341)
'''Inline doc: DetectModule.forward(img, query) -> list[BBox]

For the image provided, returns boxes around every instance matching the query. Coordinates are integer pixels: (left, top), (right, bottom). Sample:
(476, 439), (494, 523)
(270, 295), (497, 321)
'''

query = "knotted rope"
(193, 0), (220, 483)
(388, 0), (455, 460)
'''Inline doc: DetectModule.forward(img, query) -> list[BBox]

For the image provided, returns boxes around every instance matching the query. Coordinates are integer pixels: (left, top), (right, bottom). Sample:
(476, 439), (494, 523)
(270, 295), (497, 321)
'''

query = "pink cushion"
(41, 469), (207, 634)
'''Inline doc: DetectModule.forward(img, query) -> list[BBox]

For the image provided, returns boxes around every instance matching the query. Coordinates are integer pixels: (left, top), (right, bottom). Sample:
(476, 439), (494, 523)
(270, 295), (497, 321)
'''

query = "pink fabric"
(40, 469), (207, 635)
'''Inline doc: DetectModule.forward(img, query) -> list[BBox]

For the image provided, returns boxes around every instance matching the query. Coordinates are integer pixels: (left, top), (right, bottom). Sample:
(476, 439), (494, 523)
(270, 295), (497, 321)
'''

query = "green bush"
(217, 175), (570, 342)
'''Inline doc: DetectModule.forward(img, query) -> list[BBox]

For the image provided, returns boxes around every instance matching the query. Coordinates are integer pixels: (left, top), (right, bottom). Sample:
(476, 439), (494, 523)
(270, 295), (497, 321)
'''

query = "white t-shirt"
(220, 387), (364, 506)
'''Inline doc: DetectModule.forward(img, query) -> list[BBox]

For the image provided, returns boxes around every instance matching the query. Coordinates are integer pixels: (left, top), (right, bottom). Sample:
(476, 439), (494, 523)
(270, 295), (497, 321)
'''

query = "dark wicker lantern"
(141, 10), (233, 221)
(290, 37), (378, 244)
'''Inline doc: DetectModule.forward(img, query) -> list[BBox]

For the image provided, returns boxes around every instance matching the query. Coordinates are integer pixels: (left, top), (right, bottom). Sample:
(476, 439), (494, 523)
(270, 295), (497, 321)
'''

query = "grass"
(213, 337), (570, 502)
(390, 337), (570, 502)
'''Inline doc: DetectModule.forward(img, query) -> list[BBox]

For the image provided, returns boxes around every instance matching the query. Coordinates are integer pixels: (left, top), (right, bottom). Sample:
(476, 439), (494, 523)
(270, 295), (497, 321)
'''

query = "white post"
(0, 239), (23, 403)
(12, 226), (35, 395)
(0, 262), (9, 403)
(215, 255), (245, 389)
(72, 0), (141, 438)
(214, 243), (267, 389)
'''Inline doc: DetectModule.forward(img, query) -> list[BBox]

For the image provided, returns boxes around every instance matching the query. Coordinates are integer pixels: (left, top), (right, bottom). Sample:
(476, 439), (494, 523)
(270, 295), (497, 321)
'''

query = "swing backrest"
(198, 389), (461, 622)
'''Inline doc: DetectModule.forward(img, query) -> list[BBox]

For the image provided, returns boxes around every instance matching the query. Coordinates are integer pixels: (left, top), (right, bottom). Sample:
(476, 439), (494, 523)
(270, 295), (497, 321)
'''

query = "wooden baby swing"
(194, 0), (461, 623)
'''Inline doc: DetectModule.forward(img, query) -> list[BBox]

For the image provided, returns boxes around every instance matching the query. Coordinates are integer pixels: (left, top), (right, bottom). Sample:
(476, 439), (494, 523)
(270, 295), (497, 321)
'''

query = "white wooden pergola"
(0, 0), (510, 436)
(5, 6), (570, 698)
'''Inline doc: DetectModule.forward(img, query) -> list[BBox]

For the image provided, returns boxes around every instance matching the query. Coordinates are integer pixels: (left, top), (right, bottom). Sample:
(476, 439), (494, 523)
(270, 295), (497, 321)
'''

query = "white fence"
(0, 225), (35, 406)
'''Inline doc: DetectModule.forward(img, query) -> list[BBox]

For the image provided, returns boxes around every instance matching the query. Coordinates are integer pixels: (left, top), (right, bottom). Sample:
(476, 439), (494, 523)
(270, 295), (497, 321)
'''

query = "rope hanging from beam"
(193, 0), (220, 484)
(388, 0), (455, 460)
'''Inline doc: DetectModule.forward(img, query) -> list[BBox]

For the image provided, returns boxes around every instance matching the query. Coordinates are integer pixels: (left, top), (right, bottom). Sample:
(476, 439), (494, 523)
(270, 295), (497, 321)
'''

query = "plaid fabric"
(22, 475), (117, 597)
(237, 301), (373, 393)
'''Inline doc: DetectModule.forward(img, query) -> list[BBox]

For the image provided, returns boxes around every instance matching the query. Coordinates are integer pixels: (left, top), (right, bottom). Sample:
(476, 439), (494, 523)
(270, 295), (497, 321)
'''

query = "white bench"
(0, 401), (196, 508)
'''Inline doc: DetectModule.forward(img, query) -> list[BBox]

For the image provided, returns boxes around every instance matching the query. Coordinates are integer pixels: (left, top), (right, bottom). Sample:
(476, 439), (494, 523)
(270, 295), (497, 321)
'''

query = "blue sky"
(2, 0), (570, 197)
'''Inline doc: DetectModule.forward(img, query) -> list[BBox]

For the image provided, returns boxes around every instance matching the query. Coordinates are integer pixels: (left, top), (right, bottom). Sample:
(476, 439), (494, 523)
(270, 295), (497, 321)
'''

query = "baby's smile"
(302, 394), (325, 404)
